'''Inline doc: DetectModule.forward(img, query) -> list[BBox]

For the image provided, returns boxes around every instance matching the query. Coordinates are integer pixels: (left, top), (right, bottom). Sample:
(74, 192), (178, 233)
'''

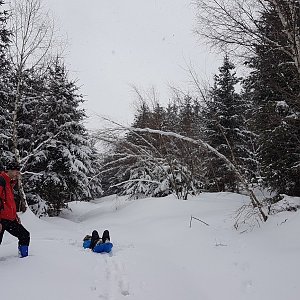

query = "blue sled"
(83, 240), (91, 249)
(83, 240), (113, 253)
(93, 242), (113, 253)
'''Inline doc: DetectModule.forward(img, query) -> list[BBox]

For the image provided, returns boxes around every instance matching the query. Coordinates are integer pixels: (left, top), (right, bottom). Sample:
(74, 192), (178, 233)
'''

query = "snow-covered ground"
(1, 192), (300, 300)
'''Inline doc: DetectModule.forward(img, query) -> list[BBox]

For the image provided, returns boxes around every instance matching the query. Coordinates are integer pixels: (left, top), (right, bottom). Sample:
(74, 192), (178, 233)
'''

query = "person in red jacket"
(0, 162), (30, 258)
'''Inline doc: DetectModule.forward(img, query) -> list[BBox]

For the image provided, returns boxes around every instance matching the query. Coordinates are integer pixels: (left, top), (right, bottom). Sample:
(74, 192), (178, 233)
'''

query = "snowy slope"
(1, 193), (300, 300)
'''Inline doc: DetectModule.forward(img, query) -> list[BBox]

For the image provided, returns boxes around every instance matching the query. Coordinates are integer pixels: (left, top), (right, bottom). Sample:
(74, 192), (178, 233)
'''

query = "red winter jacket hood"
(0, 172), (17, 221)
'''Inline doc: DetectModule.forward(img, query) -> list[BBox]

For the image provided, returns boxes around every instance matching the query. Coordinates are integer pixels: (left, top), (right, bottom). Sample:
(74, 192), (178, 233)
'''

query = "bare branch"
(194, 0), (300, 74)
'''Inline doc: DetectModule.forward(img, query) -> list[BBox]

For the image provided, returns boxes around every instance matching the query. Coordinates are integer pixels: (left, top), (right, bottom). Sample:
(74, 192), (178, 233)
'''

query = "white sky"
(44, 0), (222, 129)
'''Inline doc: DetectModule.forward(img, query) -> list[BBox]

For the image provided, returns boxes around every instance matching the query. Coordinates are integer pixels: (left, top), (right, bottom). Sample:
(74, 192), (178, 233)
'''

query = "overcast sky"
(44, 0), (222, 129)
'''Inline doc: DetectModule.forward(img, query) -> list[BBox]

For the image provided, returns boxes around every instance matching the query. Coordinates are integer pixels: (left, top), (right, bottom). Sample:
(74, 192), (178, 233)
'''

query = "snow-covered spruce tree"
(23, 59), (102, 216)
(202, 55), (255, 192)
(0, 1), (13, 167)
(165, 101), (180, 132)
(133, 100), (168, 153)
(243, 6), (300, 196)
(171, 95), (205, 198)
(15, 69), (47, 159)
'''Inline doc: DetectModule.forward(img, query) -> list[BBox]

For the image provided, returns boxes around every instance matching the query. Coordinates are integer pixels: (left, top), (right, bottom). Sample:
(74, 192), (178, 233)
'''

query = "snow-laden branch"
(111, 179), (161, 188)
(99, 117), (267, 221)
(128, 126), (268, 221)
(20, 131), (61, 171)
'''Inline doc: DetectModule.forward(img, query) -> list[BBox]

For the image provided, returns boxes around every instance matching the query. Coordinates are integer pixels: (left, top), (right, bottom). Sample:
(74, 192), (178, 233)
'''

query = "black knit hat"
(5, 161), (21, 171)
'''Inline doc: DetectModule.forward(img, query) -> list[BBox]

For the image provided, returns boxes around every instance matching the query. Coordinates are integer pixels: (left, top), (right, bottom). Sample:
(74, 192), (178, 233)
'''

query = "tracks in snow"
(90, 251), (130, 300)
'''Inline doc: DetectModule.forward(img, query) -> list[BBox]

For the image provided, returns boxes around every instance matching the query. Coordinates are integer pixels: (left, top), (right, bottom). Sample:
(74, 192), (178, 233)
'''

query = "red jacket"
(0, 172), (17, 221)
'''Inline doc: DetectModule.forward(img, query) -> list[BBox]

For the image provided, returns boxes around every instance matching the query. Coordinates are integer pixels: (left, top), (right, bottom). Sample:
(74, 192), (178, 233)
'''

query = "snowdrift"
(1, 192), (300, 300)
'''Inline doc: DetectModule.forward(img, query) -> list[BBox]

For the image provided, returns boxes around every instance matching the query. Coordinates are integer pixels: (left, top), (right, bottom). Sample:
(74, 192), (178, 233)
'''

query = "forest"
(0, 0), (299, 223)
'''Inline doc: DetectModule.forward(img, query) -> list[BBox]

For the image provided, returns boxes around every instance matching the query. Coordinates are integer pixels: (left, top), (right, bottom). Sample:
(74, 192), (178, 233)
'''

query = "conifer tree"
(203, 55), (254, 192)
(24, 59), (102, 216)
(244, 7), (300, 196)
(165, 101), (180, 132)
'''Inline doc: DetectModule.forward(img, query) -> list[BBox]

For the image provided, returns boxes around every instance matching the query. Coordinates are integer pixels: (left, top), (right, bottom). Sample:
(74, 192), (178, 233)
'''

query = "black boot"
(90, 230), (100, 249)
(102, 230), (110, 243)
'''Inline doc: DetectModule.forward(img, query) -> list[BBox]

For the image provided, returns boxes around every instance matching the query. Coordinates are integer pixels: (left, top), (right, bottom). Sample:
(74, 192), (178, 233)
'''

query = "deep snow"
(1, 192), (300, 300)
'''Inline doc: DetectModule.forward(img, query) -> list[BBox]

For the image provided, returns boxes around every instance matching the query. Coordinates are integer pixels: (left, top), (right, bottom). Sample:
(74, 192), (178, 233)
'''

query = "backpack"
(0, 175), (6, 211)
